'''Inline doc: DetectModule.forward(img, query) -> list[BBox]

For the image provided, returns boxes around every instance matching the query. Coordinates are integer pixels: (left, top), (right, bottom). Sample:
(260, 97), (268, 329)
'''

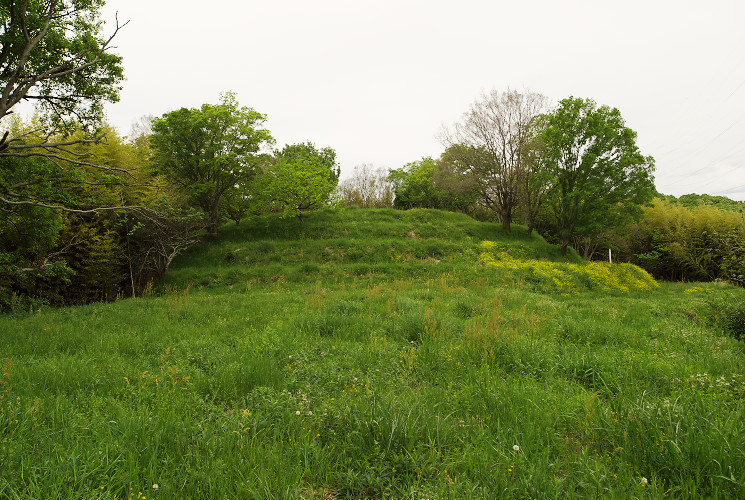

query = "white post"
(608, 248), (612, 264)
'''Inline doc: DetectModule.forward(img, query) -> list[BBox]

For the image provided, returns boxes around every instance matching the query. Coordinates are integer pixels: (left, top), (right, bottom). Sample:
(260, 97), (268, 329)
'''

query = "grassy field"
(1, 208), (744, 499)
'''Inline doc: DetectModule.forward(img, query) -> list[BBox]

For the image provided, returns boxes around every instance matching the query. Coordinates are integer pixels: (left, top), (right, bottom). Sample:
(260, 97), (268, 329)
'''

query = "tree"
(274, 142), (340, 183)
(389, 157), (443, 209)
(542, 97), (655, 255)
(337, 163), (394, 208)
(149, 92), (274, 237)
(254, 143), (339, 221)
(0, 0), (127, 210)
(387, 156), (477, 212)
(515, 117), (551, 235)
(442, 89), (550, 232)
(0, 120), (204, 308)
(0, 0), (124, 127)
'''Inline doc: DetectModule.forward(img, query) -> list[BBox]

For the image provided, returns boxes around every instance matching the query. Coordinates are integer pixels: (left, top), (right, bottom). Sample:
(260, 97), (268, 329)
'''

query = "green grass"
(1, 208), (744, 498)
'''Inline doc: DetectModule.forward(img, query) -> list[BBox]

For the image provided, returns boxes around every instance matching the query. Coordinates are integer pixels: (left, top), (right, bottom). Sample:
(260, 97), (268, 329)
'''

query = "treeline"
(0, 99), (341, 309)
(2, 1), (743, 310)
(339, 162), (745, 286)
(623, 199), (744, 285)
(3, 90), (743, 311)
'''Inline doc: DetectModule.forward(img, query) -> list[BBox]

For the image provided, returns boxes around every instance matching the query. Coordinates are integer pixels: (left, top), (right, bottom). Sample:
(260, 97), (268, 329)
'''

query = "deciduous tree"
(542, 97), (655, 255)
(0, 0), (127, 212)
(337, 163), (394, 208)
(442, 89), (549, 232)
(253, 143), (339, 221)
(149, 92), (273, 237)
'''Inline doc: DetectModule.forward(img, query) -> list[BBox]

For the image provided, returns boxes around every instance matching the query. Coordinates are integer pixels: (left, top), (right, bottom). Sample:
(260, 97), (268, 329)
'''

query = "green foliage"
(275, 141), (340, 183)
(630, 199), (745, 283)
(720, 224), (745, 286)
(390, 157), (440, 209)
(253, 143), (339, 221)
(676, 193), (745, 212)
(442, 89), (550, 232)
(542, 97), (656, 254)
(150, 92), (274, 236)
(390, 156), (477, 212)
(0, 0), (124, 130)
(0, 119), (205, 307)
(478, 240), (658, 295)
(714, 302), (745, 341)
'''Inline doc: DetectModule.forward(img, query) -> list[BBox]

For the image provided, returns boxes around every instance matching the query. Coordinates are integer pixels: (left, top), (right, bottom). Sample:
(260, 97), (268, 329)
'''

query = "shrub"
(478, 240), (658, 294)
(717, 302), (745, 341)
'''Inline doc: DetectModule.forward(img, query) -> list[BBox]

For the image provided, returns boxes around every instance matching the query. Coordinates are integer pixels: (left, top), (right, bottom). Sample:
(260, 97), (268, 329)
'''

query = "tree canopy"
(0, 0), (127, 213)
(149, 92), (274, 237)
(542, 97), (656, 254)
(442, 89), (550, 232)
(0, 0), (124, 130)
(389, 156), (477, 213)
(253, 142), (339, 221)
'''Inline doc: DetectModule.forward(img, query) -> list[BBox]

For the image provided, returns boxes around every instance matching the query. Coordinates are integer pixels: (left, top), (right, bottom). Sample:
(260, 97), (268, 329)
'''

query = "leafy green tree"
(0, 0), (126, 210)
(274, 142), (340, 183)
(389, 158), (443, 209)
(388, 156), (477, 212)
(150, 92), (274, 237)
(0, 118), (206, 308)
(253, 143), (339, 221)
(542, 97), (655, 255)
(676, 193), (744, 212)
(515, 121), (552, 235)
(0, 0), (142, 306)
(0, 0), (124, 130)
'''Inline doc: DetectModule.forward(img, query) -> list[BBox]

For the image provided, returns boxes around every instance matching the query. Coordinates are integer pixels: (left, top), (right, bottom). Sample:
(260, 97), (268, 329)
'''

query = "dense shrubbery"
(0, 125), (205, 309)
(624, 199), (745, 284)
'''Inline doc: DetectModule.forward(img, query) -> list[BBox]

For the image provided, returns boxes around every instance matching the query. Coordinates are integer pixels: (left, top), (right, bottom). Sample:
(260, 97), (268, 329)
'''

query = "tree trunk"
(207, 202), (220, 238)
(500, 209), (512, 233)
(560, 238), (570, 255)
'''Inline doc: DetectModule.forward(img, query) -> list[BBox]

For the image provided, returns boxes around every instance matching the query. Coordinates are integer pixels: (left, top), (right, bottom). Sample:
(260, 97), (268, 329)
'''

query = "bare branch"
(0, 195), (149, 214)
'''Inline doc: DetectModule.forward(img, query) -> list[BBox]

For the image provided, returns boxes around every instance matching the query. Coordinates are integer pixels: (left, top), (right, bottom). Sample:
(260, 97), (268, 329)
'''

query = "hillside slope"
(163, 207), (653, 295)
(1, 208), (743, 498)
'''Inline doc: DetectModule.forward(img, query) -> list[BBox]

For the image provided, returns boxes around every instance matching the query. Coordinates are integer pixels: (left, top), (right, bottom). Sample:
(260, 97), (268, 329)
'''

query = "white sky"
(99, 0), (745, 200)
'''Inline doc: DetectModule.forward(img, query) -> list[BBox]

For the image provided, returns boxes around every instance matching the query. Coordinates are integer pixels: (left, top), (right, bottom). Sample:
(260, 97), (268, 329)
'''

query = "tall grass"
(1, 208), (744, 498)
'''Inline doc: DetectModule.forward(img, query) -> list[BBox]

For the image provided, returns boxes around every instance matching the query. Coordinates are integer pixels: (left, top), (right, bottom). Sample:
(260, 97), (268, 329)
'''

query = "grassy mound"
(164, 207), (598, 292)
(1, 208), (744, 498)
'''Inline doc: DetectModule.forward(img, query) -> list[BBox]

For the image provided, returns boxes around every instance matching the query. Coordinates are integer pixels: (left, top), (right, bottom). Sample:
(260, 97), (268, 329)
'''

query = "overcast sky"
(98, 0), (745, 201)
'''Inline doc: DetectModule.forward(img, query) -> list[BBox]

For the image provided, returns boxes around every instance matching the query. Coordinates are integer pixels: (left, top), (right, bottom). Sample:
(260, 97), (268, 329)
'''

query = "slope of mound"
(163, 207), (655, 295)
(2, 208), (743, 497)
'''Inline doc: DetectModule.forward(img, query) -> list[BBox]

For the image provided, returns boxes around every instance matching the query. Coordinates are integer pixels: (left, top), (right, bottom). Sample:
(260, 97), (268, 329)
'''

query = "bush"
(721, 303), (745, 341)
(478, 240), (658, 295)
(707, 295), (745, 341)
